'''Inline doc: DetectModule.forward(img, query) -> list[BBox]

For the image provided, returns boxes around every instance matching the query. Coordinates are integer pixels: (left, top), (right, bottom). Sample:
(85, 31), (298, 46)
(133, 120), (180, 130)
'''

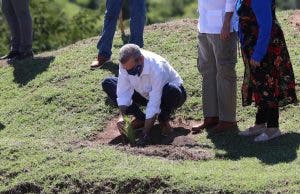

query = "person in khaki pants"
(192, 0), (238, 133)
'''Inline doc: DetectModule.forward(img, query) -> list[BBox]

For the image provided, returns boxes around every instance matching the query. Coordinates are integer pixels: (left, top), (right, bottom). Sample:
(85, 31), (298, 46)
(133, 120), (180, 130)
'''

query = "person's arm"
(221, 12), (234, 40)
(116, 66), (134, 130)
(117, 66), (134, 107)
(251, 0), (272, 63)
(116, 105), (128, 132)
(143, 70), (165, 134)
(221, 0), (237, 40)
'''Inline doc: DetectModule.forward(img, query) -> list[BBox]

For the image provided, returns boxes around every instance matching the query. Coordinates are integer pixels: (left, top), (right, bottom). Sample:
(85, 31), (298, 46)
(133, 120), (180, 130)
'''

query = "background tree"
(0, 0), (299, 55)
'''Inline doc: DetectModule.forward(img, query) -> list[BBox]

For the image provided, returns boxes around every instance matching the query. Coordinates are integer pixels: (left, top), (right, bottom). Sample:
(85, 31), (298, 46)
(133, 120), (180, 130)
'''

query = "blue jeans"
(102, 77), (187, 122)
(97, 0), (146, 58)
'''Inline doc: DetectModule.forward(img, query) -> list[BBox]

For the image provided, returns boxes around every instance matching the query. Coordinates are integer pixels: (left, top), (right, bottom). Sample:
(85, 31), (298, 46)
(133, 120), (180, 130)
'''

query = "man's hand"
(143, 115), (157, 135)
(220, 12), (233, 41)
(119, 106), (127, 115)
(117, 115), (125, 132)
(117, 106), (128, 133)
(136, 116), (156, 147)
(221, 22), (230, 41)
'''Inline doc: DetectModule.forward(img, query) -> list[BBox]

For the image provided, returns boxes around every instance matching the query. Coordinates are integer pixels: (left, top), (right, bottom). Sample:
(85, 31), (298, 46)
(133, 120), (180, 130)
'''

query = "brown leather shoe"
(131, 118), (145, 129)
(211, 121), (238, 134)
(160, 121), (173, 135)
(191, 117), (219, 133)
(90, 55), (110, 70)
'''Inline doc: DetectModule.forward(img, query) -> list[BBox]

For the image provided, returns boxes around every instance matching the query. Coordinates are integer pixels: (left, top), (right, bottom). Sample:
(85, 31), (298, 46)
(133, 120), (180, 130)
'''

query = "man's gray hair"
(119, 44), (142, 64)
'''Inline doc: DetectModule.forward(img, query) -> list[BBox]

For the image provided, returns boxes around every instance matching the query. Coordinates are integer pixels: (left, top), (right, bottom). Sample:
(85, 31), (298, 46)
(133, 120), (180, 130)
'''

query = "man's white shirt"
(198, 0), (237, 34)
(117, 50), (183, 119)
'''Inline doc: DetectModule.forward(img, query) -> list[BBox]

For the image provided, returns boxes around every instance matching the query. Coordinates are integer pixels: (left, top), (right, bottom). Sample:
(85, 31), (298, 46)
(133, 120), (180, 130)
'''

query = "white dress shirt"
(117, 50), (183, 119)
(198, 0), (237, 34)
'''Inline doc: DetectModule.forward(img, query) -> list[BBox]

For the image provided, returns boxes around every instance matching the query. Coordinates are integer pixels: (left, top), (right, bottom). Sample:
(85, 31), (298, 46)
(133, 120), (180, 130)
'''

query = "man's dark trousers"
(102, 77), (187, 122)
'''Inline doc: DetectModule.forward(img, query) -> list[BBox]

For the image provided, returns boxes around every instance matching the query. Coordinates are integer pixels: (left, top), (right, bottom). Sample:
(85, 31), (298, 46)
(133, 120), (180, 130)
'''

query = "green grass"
(54, 0), (82, 18)
(0, 11), (300, 193)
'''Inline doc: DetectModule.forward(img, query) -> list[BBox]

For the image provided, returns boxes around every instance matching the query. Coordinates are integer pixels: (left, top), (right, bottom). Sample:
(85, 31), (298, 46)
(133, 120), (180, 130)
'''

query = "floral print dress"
(237, 0), (297, 108)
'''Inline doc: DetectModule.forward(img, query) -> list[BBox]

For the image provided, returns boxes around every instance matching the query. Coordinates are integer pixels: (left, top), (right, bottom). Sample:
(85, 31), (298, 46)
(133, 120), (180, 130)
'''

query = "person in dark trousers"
(0, 0), (33, 61)
(237, 0), (297, 142)
(102, 44), (186, 146)
(90, 0), (146, 70)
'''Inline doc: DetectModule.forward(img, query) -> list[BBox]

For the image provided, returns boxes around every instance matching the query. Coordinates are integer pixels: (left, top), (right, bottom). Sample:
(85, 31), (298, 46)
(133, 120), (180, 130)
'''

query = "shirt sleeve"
(117, 66), (134, 107)
(145, 68), (165, 119)
(225, 0), (237, 12)
(251, 0), (273, 62)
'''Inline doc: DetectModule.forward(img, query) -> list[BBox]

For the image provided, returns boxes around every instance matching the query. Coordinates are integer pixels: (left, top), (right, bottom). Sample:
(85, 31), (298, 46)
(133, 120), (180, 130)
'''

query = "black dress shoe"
(0, 51), (20, 60)
(16, 51), (34, 61)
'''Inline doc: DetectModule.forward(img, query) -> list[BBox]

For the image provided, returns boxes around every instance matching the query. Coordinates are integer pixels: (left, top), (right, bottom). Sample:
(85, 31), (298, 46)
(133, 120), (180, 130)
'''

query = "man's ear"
(135, 56), (144, 64)
(141, 55), (145, 64)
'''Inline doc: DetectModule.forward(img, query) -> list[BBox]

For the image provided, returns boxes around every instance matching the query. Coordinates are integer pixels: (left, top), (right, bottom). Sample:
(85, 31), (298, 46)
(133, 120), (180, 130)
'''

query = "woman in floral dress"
(237, 0), (297, 141)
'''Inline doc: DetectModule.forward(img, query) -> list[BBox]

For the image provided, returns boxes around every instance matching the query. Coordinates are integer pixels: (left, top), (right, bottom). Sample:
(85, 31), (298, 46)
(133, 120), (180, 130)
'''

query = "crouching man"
(102, 44), (186, 146)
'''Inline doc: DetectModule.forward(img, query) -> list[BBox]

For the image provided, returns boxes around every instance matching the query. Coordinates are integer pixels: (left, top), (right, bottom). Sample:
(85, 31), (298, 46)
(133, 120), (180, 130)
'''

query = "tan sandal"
(239, 123), (266, 136)
(254, 128), (282, 142)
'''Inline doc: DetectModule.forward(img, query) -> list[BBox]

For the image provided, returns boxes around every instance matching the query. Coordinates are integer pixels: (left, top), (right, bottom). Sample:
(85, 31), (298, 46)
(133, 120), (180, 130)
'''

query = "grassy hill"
(0, 11), (299, 193)
(54, 0), (82, 18)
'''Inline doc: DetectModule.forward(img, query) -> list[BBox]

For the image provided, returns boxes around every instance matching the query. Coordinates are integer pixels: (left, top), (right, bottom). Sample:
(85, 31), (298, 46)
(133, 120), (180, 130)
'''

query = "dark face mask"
(127, 63), (142, 76)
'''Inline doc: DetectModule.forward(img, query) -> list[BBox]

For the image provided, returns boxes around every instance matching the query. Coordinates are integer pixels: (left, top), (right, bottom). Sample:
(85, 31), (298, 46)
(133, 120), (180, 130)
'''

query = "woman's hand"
(250, 58), (260, 67)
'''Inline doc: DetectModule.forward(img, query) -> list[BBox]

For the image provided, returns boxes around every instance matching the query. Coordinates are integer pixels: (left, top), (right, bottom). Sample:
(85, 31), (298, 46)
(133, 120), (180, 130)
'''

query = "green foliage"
(73, 0), (101, 9)
(147, 0), (195, 23)
(31, 0), (70, 52)
(277, 0), (300, 10)
(0, 0), (299, 56)
(123, 116), (136, 144)
(0, 15), (9, 55)
(0, 0), (104, 56)
(69, 9), (100, 42)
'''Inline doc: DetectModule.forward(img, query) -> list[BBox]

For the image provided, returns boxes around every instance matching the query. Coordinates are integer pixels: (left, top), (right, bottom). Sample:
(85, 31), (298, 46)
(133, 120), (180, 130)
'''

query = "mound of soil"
(2, 182), (42, 194)
(78, 117), (213, 161)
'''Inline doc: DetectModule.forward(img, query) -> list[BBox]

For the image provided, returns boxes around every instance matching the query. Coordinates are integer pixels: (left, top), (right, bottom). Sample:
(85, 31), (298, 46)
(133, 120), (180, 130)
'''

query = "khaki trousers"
(197, 32), (237, 122)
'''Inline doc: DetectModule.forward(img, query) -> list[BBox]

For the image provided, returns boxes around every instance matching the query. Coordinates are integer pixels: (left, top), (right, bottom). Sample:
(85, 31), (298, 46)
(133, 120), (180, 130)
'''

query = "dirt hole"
(73, 117), (213, 161)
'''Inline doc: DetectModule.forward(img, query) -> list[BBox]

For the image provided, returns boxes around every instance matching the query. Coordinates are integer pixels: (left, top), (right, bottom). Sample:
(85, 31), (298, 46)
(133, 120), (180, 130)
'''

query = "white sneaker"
(254, 128), (282, 142)
(239, 123), (266, 136)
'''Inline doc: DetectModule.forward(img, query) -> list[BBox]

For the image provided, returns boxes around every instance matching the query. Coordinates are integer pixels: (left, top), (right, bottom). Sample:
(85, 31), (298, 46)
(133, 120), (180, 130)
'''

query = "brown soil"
(72, 117), (213, 161)
(2, 182), (42, 194)
(291, 10), (300, 32)
(0, 60), (9, 68)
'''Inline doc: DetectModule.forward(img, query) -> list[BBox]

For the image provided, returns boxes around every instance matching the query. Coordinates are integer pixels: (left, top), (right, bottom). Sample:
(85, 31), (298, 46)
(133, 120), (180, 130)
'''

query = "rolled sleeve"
(225, 0), (237, 12)
(145, 105), (161, 119)
(117, 96), (132, 107)
(117, 66), (134, 107)
(145, 71), (164, 119)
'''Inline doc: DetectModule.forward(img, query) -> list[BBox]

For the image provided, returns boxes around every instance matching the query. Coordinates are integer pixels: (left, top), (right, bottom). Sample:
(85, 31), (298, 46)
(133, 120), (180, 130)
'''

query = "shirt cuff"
(145, 107), (160, 120)
(117, 97), (131, 107)
(225, 2), (235, 12)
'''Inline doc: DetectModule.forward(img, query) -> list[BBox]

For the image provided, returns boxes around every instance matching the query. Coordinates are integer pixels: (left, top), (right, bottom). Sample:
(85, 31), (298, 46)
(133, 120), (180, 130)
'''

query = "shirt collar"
(140, 54), (150, 76)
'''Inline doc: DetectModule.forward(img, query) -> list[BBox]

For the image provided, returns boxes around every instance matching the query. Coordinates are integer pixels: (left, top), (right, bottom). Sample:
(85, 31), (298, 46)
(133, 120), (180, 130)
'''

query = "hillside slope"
(0, 11), (299, 193)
